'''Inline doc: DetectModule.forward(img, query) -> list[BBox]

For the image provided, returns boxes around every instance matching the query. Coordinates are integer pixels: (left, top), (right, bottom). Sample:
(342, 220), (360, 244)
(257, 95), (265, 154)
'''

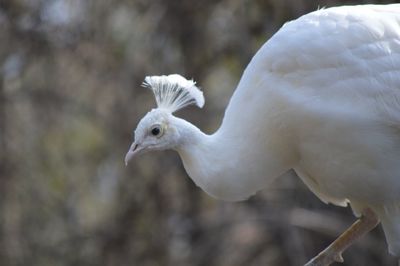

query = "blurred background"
(0, 0), (398, 265)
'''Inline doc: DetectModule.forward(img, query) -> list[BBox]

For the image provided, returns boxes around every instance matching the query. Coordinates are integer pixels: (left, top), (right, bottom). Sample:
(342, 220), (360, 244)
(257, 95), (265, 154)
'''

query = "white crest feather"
(142, 74), (205, 113)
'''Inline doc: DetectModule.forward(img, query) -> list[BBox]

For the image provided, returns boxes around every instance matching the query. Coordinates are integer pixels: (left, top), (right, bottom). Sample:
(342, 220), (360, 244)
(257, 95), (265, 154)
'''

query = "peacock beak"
(124, 142), (142, 165)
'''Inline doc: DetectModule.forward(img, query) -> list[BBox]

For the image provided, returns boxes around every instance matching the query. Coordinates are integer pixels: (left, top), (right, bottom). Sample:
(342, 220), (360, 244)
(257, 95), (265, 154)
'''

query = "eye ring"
(150, 124), (163, 137)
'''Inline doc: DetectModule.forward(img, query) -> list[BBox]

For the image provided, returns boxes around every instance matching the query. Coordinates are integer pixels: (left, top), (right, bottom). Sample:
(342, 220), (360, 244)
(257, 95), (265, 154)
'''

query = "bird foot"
(304, 208), (379, 266)
(304, 250), (344, 266)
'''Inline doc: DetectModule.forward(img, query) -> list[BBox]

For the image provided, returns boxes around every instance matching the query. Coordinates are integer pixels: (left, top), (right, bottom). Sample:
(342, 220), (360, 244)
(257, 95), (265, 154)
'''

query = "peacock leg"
(304, 208), (379, 266)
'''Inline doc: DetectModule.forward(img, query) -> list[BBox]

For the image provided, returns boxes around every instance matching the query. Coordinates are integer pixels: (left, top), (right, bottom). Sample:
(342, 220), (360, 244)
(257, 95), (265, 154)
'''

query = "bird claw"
(304, 251), (344, 266)
(333, 253), (344, 263)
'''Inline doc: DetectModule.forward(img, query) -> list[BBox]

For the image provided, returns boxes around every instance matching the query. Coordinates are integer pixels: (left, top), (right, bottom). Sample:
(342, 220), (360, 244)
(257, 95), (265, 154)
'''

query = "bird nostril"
(133, 144), (138, 151)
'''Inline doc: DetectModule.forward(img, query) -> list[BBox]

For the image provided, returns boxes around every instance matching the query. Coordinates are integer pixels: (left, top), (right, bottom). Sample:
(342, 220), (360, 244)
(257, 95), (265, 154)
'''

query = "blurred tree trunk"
(0, 74), (10, 264)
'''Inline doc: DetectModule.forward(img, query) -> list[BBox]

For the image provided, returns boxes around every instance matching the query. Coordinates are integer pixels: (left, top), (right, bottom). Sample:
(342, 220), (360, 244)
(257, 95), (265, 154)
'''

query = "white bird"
(125, 4), (400, 265)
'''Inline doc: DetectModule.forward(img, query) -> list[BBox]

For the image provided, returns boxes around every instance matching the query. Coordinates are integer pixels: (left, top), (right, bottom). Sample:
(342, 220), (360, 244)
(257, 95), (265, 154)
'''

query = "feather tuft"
(142, 74), (205, 113)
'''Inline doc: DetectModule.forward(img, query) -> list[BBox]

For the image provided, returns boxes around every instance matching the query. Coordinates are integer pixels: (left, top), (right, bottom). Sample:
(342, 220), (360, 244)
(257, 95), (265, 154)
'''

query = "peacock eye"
(150, 125), (163, 137)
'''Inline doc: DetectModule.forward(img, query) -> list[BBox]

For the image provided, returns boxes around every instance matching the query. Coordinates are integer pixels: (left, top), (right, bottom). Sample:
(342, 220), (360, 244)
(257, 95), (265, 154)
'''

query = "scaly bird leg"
(304, 208), (379, 266)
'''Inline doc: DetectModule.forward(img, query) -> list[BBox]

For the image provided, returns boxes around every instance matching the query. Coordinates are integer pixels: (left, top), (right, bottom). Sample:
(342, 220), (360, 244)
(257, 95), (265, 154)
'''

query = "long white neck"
(173, 61), (300, 201)
(174, 113), (296, 201)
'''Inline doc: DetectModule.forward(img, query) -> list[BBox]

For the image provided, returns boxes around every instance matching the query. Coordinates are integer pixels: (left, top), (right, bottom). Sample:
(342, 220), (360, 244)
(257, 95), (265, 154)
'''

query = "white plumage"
(126, 4), (400, 263)
(142, 74), (204, 112)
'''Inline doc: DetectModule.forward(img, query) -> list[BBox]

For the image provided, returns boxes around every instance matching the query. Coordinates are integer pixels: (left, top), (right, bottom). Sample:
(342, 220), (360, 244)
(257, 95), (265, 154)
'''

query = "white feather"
(177, 4), (400, 255)
(142, 74), (204, 113)
(129, 4), (400, 257)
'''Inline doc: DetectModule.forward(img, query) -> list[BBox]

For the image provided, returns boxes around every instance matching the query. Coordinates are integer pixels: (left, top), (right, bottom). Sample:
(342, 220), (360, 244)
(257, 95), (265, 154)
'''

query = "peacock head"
(125, 74), (204, 165)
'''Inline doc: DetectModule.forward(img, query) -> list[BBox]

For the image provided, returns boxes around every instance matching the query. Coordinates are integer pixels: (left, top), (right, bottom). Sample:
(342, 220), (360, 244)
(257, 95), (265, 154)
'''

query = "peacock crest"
(142, 74), (205, 113)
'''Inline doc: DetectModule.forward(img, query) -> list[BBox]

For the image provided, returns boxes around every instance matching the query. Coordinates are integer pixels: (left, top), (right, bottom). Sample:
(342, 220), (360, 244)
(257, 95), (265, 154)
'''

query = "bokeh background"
(0, 0), (398, 265)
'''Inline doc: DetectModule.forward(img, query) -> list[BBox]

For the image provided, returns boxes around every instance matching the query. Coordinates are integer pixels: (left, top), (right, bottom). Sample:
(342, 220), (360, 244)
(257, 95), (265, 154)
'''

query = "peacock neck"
(174, 116), (295, 201)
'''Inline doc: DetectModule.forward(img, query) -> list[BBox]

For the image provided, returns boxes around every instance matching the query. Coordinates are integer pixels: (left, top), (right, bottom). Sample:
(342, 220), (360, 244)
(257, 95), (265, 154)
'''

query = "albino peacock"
(125, 4), (400, 266)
